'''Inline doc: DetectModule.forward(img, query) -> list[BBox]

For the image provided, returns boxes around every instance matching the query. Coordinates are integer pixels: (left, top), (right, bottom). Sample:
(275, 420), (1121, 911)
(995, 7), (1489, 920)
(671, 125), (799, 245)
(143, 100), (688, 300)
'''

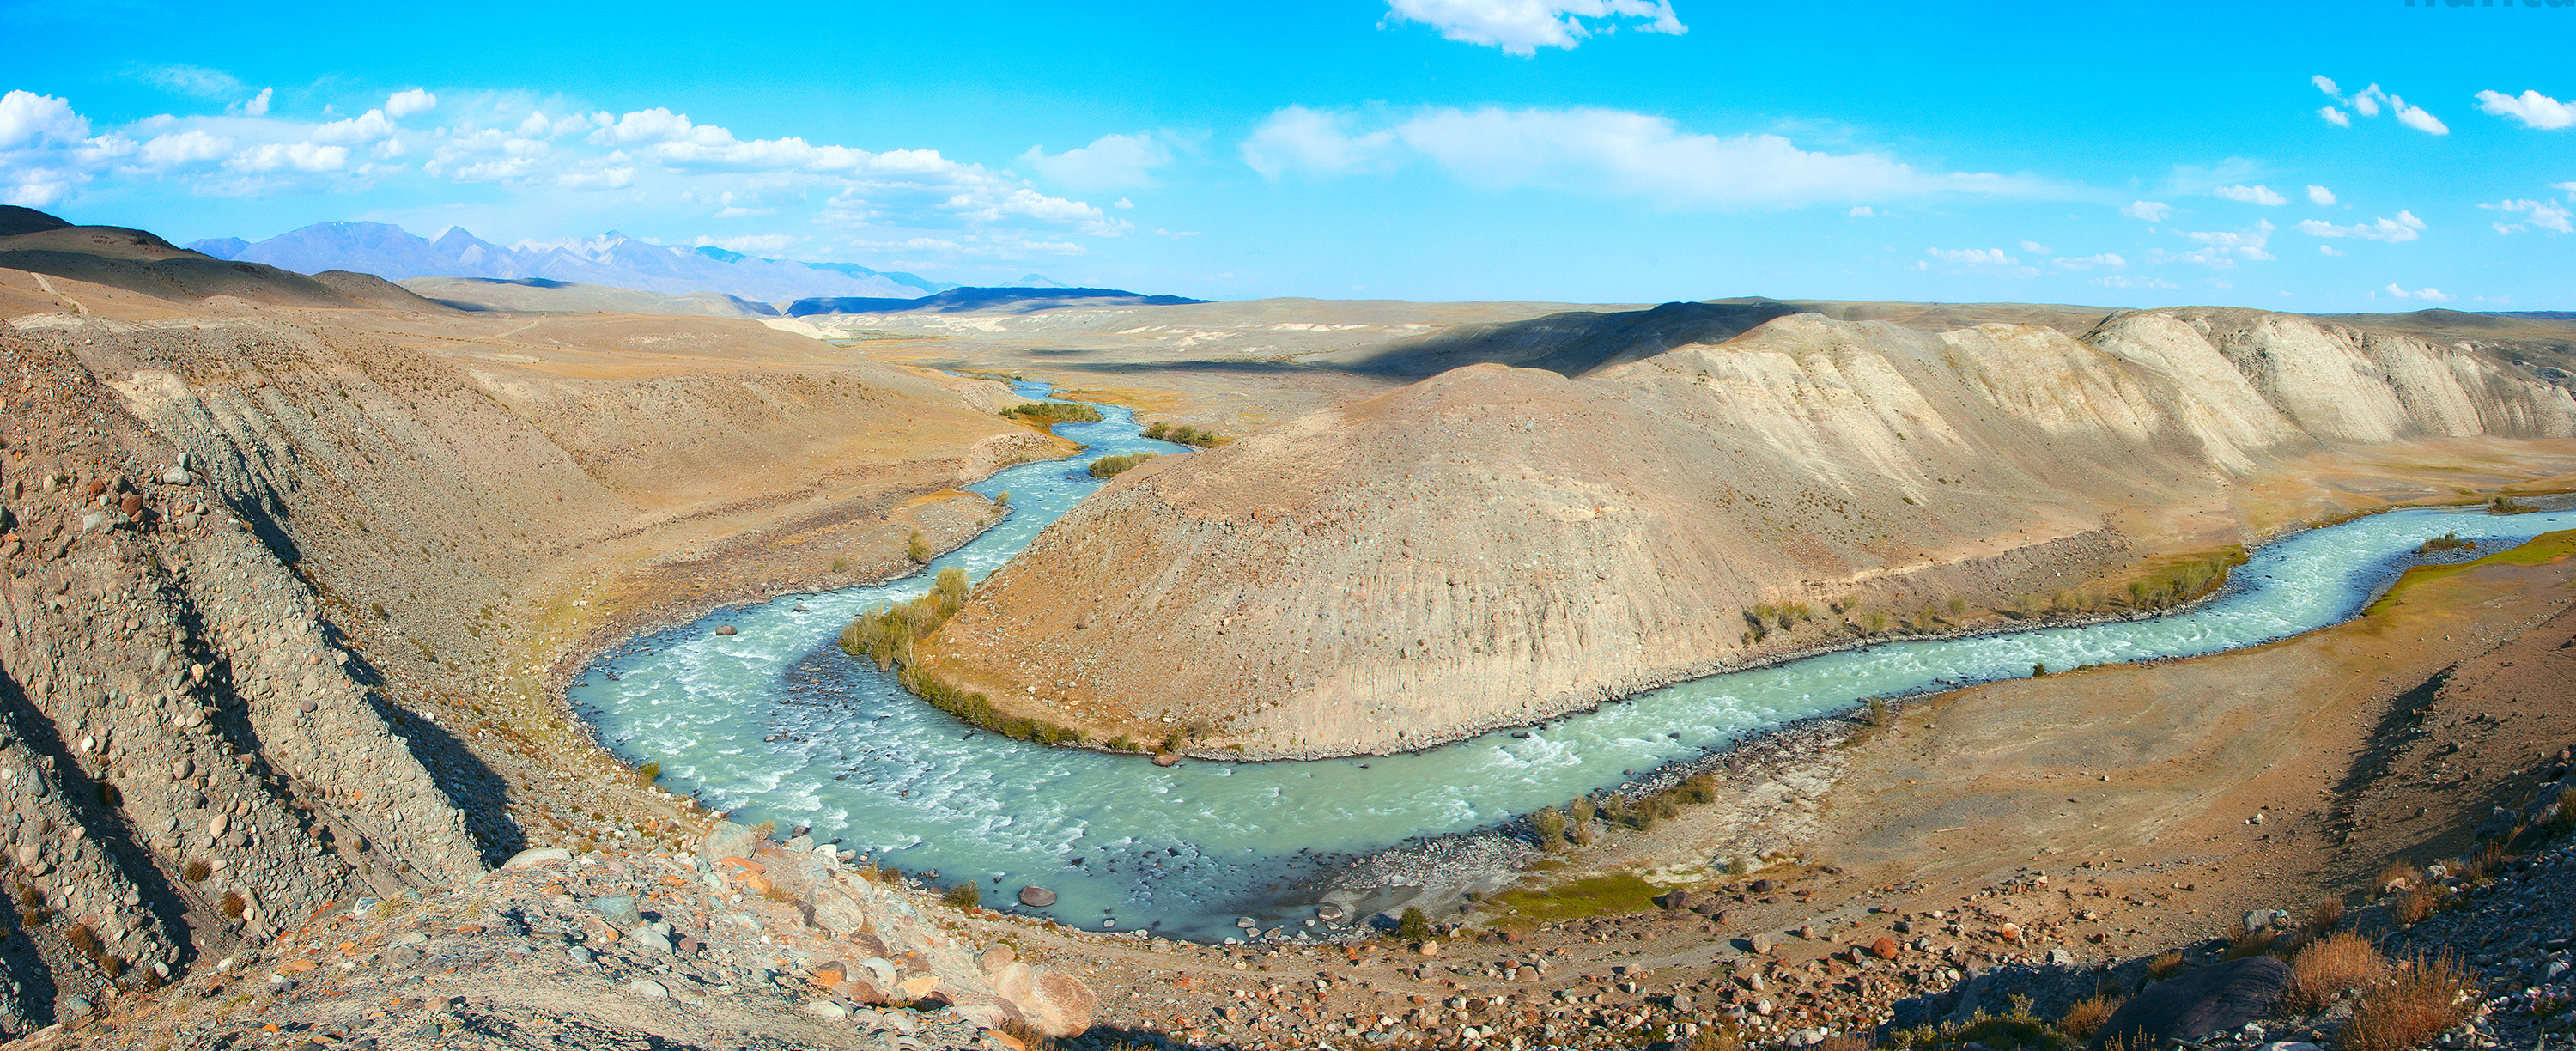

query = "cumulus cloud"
(2120, 200), (2172, 222)
(2019, 240), (2050, 255)
(385, 89), (437, 118)
(2475, 89), (2573, 131)
(2312, 78), (2445, 134)
(2306, 184), (2336, 206)
(2147, 221), (2275, 269)
(0, 88), (1135, 264)
(1019, 131), (1176, 191)
(232, 88), (272, 118)
(2318, 244), (2347, 257)
(2295, 211), (2426, 242)
(2482, 197), (2574, 235)
(2052, 253), (2125, 270)
(1927, 247), (2016, 265)
(2382, 284), (2453, 302)
(1383, 0), (1686, 56)
(2213, 184), (2287, 206)
(0, 90), (88, 149)
(1847, 205), (1873, 216)
(1242, 104), (2044, 210)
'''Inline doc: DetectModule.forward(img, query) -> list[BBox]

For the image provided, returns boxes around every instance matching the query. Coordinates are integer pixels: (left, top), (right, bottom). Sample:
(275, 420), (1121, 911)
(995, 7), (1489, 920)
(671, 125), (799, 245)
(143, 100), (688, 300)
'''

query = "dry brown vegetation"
(2283, 931), (2391, 1013)
(2342, 953), (2480, 1051)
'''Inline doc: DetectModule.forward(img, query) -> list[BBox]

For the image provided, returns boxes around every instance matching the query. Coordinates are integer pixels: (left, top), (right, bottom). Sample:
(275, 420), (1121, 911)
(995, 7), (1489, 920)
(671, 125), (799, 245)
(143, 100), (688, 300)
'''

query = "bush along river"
(570, 384), (2576, 943)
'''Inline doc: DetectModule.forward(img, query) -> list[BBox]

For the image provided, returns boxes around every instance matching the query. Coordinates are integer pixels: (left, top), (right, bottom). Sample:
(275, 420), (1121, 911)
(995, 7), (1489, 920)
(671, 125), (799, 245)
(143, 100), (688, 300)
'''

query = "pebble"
(624, 979), (668, 999)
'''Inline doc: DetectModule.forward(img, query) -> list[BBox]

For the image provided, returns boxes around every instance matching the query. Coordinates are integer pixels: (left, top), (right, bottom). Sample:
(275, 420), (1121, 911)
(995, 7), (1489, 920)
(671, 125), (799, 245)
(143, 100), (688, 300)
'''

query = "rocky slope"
(0, 207), (1068, 1038)
(916, 307), (2576, 757)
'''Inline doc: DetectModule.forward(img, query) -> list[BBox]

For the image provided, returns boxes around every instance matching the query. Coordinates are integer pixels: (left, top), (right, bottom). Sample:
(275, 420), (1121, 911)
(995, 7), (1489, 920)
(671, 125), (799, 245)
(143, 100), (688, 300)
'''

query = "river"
(570, 385), (2576, 942)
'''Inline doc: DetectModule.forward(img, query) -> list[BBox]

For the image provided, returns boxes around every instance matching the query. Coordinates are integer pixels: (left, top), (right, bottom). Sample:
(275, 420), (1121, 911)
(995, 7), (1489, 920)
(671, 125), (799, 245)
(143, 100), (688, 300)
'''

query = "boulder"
(993, 963), (1097, 1038)
(503, 847), (570, 869)
(699, 820), (758, 866)
(1870, 937), (1899, 960)
(714, 624), (738, 636)
(1018, 885), (1058, 908)
(2091, 956), (2291, 1049)
(1654, 889), (1696, 911)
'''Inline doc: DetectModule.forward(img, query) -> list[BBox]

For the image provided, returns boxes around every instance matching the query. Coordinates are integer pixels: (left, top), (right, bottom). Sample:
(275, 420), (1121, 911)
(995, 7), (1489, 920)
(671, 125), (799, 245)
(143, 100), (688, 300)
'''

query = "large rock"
(699, 820), (758, 866)
(1018, 885), (1057, 908)
(992, 962), (1098, 1037)
(2092, 956), (2291, 1049)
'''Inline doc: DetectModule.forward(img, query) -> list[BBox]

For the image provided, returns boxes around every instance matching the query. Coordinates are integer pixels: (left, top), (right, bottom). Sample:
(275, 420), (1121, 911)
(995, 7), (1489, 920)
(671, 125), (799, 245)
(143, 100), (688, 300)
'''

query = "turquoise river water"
(572, 385), (2576, 942)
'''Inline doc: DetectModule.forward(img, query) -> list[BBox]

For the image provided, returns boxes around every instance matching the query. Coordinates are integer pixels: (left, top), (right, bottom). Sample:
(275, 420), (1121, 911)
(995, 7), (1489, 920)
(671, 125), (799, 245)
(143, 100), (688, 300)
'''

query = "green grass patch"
(2370, 528), (2576, 615)
(1484, 871), (1663, 923)
(1001, 402), (1103, 427)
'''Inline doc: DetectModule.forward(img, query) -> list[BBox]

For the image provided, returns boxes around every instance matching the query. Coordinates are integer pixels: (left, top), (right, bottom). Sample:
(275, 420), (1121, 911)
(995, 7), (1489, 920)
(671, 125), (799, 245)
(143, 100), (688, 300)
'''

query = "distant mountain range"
(787, 286), (1210, 316)
(185, 222), (965, 305)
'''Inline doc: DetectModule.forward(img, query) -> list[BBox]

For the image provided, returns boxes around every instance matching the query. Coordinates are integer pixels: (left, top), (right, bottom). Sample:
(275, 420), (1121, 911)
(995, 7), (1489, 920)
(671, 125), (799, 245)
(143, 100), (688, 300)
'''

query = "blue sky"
(2, 0), (2571, 309)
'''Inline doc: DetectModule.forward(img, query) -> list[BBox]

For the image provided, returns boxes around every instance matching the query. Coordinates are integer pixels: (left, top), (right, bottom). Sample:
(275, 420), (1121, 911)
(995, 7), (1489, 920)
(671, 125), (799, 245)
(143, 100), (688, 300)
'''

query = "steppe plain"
(0, 204), (2572, 1051)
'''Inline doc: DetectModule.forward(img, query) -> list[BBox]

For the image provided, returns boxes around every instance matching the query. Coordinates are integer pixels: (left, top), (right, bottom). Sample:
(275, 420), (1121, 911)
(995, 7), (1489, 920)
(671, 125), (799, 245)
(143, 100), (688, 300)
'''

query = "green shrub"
(1532, 806), (1567, 850)
(943, 881), (982, 909)
(1397, 908), (1432, 939)
(2415, 532), (2476, 555)
(907, 531), (930, 563)
(2489, 495), (2537, 515)
(1143, 421), (1224, 447)
(1001, 402), (1103, 426)
(1087, 452), (1157, 478)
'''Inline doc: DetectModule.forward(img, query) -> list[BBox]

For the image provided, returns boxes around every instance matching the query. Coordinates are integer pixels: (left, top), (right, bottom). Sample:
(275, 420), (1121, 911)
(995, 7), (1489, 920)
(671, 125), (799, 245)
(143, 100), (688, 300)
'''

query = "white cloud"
(2019, 240), (2050, 255)
(2295, 211), (2426, 242)
(310, 109), (396, 145)
(139, 130), (232, 167)
(1927, 247), (2017, 265)
(2306, 184), (2336, 206)
(2213, 184), (2287, 206)
(0, 90), (88, 149)
(2052, 253), (2125, 270)
(1019, 131), (1175, 191)
(1242, 105), (2043, 210)
(2318, 244), (2347, 257)
(2393, 98), (2448, 135)
(228, 141), (349, 173)
(2475, 89), (2574, 131)
(1847, 205), (1873, 216)
(2120, 200), (2172, 222)
(233, 88), (272, 118)
(2160, 220), (2275, 267)
(2383, 284), (2454, 302)
(385, 89), (437, 118)
(137, 64), (244, 99)
(2482, 197), (2574, 234)
(2090, 275), (2179, 290)
(2312, 79), (2444, 133)
(1383, 0), (1686, 56)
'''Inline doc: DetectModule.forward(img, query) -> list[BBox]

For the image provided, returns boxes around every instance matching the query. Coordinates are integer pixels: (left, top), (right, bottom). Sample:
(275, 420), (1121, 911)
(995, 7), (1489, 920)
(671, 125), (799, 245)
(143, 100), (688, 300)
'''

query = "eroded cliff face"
(0, 263), (1048, 1034)
(914, 307), (2576, 758)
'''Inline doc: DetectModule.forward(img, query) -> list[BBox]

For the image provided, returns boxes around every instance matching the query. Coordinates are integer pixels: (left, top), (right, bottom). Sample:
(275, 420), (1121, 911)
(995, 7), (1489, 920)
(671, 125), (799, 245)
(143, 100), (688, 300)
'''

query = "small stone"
(2049, 947), (2076, 966)
(625, 979), (668, 999)
(1870, 937), (1899, 960)
(714, 625), (738, 636)
(587, 895), (642, 929)
(1416, 940), (1439, 957)
(800, 1000), (848, 1018)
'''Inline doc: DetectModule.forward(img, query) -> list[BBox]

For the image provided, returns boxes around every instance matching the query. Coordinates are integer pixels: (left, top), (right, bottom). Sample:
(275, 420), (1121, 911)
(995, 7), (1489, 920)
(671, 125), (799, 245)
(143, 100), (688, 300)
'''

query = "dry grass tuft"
(1691, 1024), (1745, 1051)
(994, 1018), (1056, 1051)
(2148, 951), (2187, 980)
(1814, 1035), (1874, 1051)
(2057, 994), (2122, 1040)
(2395, 884), (2437, 926)
(2305, 896), (2344, 934)
(2342, 953), (2479, 1051)
(2284, 931), (2391, 1013)
(2223, 927), (2280, 960)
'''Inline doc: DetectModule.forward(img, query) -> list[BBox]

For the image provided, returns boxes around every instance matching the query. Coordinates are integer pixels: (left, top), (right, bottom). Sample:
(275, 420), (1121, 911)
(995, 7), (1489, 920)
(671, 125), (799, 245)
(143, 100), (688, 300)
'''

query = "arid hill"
(0, 206), (1063, 1034)
(914, 306), (2576, 757)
